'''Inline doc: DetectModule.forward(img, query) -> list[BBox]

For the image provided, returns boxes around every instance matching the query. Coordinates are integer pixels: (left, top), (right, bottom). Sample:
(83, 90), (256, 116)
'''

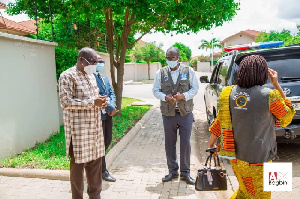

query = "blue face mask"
(96, 63), (104, 72)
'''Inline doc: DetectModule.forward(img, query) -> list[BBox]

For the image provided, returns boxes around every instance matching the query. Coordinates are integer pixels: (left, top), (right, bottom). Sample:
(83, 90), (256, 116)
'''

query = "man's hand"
(108, 108), (118, 116)
(173, 92), (185, 102)
(165, 94), (176, 105)
(94, 95), (108, 108)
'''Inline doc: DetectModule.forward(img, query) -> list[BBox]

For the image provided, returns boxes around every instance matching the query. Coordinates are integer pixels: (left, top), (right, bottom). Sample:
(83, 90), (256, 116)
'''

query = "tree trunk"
(147, 61), (150, 80)
(34, 2), (38, 39)
(103, 7), (158, 113)
(48, 0), (55, 41)
(104, 7), (131, 115)
(115, 59), (124, 113)
(104, 8), (117, 91)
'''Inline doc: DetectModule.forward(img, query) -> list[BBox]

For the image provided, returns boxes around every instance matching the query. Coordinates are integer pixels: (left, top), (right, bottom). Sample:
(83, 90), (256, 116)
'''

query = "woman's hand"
(268, 68), (279, 87)
(268, 68), (286, 98)
(206, 147), (218, 157)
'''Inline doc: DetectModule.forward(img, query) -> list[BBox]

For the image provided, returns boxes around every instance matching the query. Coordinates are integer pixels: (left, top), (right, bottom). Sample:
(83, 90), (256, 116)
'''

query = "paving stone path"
(1, 107), (300, 198)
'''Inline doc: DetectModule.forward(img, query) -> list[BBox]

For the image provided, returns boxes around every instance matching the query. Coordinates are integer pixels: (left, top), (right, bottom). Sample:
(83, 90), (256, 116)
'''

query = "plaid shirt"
(59, 66), (105, 164)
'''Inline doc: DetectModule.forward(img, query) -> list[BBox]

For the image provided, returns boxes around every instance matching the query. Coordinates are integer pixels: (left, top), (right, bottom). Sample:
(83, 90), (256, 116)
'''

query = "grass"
(0, 97), (152, 170)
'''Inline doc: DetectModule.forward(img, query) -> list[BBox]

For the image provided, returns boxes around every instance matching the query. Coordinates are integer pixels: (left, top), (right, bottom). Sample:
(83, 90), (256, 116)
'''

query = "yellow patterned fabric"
(230, 159), (271, 199)
(209, 85), (236, 158)
(269, 89), (295, 127)
(209, 118), (221, 137)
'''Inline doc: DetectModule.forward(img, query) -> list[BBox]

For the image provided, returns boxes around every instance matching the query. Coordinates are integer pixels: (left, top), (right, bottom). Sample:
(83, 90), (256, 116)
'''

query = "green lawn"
(0, 97), (152, 170)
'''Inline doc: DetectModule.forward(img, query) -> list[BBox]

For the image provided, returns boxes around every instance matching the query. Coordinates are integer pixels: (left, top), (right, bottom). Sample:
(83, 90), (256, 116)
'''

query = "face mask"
(96, 63), (105, 72)
(167, 60), (178, 68)
(84, 64), (97, 75)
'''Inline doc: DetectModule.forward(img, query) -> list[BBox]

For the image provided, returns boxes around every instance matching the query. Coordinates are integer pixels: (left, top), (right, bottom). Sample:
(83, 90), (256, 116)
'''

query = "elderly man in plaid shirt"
(59, 47), (107, 199)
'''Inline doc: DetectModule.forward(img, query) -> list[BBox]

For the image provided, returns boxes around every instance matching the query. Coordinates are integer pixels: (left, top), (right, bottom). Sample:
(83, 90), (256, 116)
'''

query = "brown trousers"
(69, 143), (102, 199)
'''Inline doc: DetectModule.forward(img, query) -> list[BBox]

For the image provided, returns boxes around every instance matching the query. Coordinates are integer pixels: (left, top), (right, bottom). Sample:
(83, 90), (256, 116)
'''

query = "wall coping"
(124, 62), (161, 65)
(96, 51), (110, 56)
(0, 32), (58, 46)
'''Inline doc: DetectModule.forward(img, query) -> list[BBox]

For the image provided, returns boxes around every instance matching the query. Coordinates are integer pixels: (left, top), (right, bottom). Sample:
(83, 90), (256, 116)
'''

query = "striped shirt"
(59, 66), (105, 164)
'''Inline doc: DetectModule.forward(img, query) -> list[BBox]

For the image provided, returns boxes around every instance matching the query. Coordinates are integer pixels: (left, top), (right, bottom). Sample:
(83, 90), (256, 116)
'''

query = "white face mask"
(167, 60), (178, 68)
(84, 65), (97, 75)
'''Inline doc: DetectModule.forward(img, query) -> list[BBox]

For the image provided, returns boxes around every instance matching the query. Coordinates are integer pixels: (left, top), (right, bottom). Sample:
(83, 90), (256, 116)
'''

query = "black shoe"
(162, 173), (179, 182)
(102, 170), (116, 182)
(181, 175), (195, 185)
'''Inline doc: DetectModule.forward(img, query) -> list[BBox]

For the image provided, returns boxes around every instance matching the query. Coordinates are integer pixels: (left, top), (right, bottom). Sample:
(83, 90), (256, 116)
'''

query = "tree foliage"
(133, 43), (165, 79)
(55, 47), (78, 80)
(7, 0), (239, 113)
(6, 0), (64, 21)
(255, 29), (300, 46)
(173, 42), (192, 61)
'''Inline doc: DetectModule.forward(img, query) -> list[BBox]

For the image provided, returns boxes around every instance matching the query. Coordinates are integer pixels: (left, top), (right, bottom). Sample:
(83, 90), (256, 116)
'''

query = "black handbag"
(195, 154), (227, 191)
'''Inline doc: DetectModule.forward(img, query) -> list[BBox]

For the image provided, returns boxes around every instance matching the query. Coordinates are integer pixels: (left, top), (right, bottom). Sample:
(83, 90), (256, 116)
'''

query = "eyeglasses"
(166, 56), (179, 61)
(82, 57), (97, 65)
(97, 60), (105, 64)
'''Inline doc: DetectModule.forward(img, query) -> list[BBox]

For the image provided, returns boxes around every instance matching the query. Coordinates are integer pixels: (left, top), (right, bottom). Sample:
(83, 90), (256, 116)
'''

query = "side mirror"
(200, 76), (209, 83)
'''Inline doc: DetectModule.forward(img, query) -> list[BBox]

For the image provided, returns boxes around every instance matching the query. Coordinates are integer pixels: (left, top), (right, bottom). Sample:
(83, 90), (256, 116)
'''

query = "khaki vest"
(230, 85), (277, 163)
(160, 65), (193, 116)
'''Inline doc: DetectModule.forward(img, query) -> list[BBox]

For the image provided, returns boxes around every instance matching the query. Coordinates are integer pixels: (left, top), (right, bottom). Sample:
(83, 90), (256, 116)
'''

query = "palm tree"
(199, 38), (222, 71)
(198, 38), (222, 52)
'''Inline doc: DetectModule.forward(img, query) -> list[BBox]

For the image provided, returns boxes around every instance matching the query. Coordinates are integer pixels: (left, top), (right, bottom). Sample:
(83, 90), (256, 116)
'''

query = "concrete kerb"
(0, 168), (70, 181)
(0, 106), (156, 181)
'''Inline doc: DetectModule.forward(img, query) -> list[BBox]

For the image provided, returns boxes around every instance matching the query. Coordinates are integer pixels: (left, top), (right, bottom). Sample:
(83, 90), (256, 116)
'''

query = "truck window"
(228, 63), (239, 85)
(210, 62), (222, 83)
(267, 59), (300, 83)
(216, 61), (229, 86)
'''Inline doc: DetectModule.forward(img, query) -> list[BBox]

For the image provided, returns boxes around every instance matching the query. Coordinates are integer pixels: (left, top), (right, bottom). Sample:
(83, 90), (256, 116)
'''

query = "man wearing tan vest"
(152, 47), (199, 184)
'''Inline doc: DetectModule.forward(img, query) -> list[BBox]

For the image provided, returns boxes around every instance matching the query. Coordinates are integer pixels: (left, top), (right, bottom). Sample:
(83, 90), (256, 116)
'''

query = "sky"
(1, 0), (300, 57)
(137, 0), (300, 57)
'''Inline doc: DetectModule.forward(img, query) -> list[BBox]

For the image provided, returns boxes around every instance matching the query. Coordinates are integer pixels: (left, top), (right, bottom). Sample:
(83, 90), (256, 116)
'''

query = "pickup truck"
(200, 45), (300, 143)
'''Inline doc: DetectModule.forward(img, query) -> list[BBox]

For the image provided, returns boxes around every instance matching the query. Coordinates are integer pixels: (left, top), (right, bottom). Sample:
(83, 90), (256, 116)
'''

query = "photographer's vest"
(160, 65), (193, 116)
(229, 85), (277, 163)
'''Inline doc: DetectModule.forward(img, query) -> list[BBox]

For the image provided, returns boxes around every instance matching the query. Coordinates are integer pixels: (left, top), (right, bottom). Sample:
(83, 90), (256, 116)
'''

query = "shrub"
(189, 58), (198, 70)
(55, 47), (78, 80)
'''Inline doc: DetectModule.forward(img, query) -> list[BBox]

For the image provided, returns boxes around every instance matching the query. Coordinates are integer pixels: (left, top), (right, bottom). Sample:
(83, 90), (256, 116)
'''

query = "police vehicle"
(200, 44), (300, 142)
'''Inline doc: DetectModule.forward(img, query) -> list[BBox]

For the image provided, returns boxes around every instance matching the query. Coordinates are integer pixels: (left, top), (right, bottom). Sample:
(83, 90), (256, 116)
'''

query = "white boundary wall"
(0, 33), (60, 159)
(124, 62), (162, 81)
(197, 61), (211, 72)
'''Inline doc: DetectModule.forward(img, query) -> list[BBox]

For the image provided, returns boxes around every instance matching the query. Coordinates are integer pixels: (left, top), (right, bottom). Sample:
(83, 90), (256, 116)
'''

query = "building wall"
(0, 32), (59, 159)
(197, 62), (211, 72)
(223, 34), (255, 48)
(181, 61), (189, 66)
(124, 62), (162, 81)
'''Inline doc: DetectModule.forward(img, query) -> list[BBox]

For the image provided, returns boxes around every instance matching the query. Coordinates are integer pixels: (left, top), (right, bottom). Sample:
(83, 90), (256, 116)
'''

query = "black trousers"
(102, 115), (113, 172)
(162, 112), (193, 176)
